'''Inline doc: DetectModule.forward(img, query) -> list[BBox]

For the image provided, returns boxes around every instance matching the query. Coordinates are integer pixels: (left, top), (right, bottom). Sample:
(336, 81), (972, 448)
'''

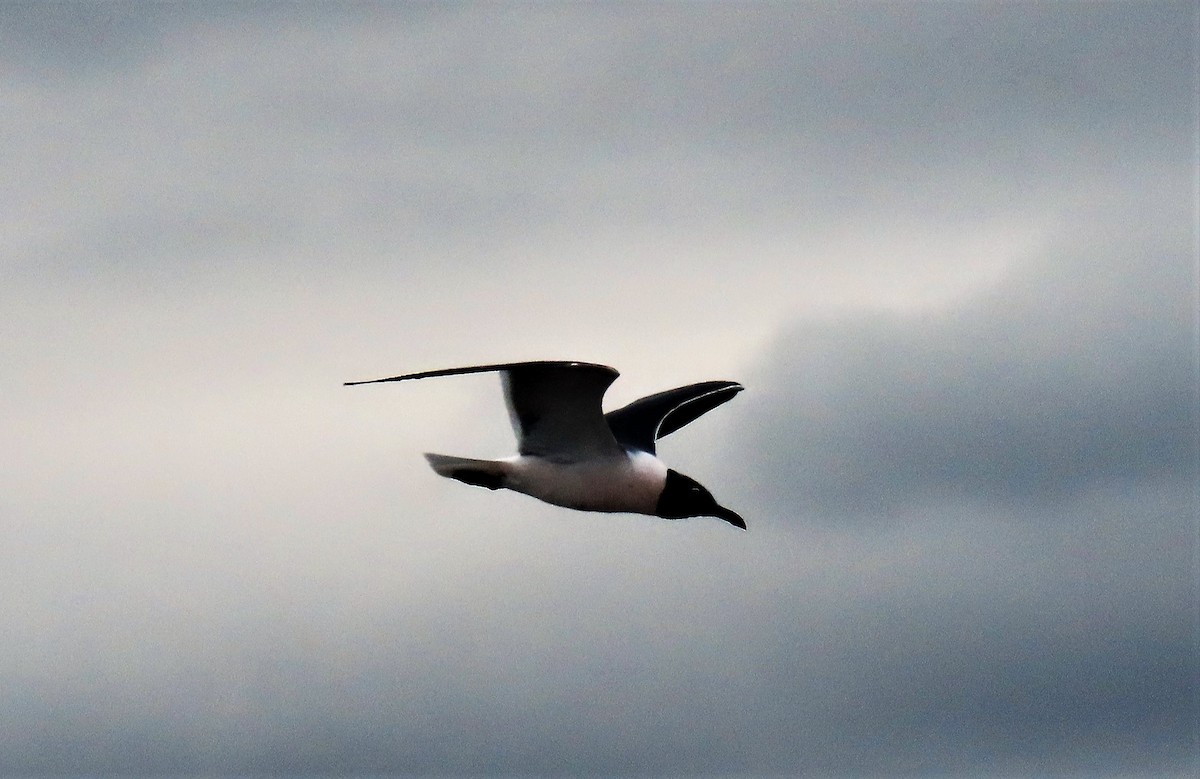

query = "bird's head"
(655, 469), (745, 529)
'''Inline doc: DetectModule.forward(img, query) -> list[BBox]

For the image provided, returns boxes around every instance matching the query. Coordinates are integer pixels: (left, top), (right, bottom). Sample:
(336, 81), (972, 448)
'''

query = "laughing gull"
(345, 361), (746, 529)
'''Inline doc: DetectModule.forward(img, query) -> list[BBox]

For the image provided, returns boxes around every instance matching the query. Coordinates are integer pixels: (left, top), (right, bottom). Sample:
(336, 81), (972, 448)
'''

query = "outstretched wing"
(604, 381), (743, 455)
(345, 360), (624, 462)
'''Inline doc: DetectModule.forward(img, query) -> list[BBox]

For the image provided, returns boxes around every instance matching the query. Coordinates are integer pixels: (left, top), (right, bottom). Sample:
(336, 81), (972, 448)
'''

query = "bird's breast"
(502, 450), (667, 515)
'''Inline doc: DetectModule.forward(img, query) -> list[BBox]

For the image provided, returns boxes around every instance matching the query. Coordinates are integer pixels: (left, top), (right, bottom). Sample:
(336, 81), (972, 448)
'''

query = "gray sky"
(2, 2), (1197, 776)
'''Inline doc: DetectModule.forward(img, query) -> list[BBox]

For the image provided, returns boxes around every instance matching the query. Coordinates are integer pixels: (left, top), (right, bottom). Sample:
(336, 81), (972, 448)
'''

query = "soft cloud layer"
(743, 183), (1195, 521)
(726, 186), (1196, 773)
(2, 2), (1196, 776)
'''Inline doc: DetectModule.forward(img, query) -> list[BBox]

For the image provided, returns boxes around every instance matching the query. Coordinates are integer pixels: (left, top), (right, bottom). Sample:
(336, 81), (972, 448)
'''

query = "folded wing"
(605, 381), (743, 455)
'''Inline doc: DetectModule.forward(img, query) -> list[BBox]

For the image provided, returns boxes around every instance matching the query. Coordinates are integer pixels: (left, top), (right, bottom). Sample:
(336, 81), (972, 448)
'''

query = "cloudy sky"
(2, 2), (1197, 776)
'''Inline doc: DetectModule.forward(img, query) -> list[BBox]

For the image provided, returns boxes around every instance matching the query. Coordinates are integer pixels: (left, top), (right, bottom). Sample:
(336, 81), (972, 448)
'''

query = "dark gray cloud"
(7, 2), (1189, 289)
(741, 194), (1196, 520)
(5, 492), (1191, 775)
(717, 120), (1197, 773)
(0, 2), (445, 77)
(734, 510), (1193, 775)
(0, 2), (189, 75)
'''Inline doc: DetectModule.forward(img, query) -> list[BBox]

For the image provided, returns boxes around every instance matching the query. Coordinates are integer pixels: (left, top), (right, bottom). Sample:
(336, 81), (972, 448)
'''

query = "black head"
(655, 469), (746, 529)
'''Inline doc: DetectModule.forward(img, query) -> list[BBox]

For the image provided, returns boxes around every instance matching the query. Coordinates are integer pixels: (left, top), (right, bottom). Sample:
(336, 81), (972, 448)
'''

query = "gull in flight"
(345, 361), (746, 529)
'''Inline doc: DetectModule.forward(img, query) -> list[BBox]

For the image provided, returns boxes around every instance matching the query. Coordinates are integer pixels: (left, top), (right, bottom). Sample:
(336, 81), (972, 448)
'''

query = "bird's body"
(346, 360), (746, 528)
(500, 449), (668, 514)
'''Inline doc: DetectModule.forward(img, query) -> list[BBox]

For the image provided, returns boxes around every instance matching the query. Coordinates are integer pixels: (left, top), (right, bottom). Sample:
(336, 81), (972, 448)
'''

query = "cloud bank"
(1, 2), (1195, 776)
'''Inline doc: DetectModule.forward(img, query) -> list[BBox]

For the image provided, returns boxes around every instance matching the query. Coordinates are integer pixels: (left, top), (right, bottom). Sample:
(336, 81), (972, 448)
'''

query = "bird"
(345, 360), (746, 529)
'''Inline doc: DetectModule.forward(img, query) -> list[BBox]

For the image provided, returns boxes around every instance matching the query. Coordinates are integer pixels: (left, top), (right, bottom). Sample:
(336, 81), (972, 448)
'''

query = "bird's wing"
(604, 381), (743, 455)
(345, 361), (624, 461)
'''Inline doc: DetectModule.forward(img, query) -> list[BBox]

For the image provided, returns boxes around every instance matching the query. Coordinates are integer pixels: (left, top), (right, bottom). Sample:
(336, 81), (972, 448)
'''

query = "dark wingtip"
(344, 360), (618, 389)
(343, 377), (398, 386)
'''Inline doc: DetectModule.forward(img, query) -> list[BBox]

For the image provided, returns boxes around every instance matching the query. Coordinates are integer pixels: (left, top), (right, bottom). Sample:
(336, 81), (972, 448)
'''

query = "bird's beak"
(712, 506), (747, 530)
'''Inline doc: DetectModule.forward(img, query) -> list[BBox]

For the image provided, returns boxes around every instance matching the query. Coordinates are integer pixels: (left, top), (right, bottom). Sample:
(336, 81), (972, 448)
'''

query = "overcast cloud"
(2, 2), (1197, 776)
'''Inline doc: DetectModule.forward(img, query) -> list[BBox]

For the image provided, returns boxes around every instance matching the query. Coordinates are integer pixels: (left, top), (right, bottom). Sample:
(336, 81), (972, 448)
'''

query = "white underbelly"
(502, 451), (667, 515)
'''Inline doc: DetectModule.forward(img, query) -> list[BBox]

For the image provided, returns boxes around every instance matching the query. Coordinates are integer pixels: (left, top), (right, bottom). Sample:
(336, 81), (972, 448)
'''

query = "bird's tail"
(424, 453), (509, 490)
